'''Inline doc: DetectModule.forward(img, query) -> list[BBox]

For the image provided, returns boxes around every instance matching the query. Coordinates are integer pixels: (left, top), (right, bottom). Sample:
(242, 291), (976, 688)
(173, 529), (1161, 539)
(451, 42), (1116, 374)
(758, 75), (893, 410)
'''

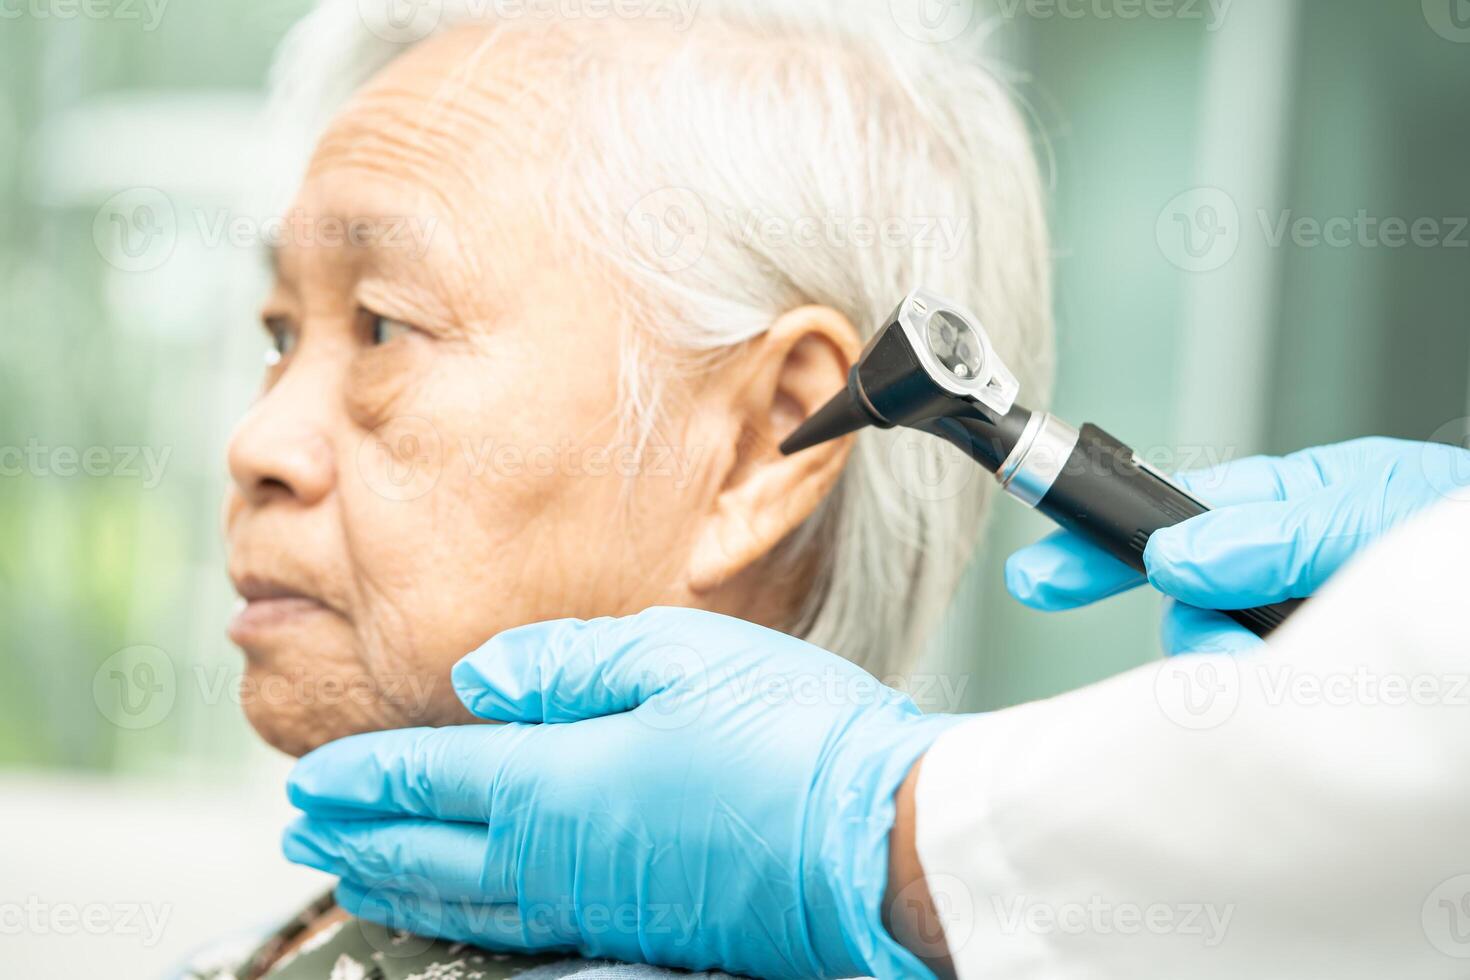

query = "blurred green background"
(1, 0), (1468, 972)
(0, 0), (311, 775)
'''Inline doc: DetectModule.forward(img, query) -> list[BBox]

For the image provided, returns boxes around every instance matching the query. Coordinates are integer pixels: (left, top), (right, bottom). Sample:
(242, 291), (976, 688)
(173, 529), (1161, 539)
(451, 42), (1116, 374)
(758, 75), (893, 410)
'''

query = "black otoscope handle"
(1037, 424), (1304, 639)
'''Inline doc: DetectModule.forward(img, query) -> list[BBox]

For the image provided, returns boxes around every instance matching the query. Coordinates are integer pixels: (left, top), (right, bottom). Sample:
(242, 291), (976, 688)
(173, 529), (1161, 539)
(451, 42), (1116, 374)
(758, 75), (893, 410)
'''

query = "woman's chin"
(244, 696), (351, 758)
(239, 663), (408, 758)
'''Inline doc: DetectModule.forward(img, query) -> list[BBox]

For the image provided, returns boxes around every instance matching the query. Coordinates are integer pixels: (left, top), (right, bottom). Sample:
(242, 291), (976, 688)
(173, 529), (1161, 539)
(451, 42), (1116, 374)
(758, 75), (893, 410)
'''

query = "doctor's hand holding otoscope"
(281, 293), (1470, 980)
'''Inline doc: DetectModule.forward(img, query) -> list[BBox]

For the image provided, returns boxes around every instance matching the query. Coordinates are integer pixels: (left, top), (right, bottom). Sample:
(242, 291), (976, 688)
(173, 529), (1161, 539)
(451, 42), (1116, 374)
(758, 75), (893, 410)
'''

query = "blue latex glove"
(1005, 436), (1470, 655)
(283, 608), (962, 979)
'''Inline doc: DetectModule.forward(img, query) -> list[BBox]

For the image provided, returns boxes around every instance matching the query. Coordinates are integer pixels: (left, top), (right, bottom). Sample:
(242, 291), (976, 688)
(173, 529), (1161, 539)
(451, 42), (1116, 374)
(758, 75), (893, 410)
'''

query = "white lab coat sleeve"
(914, 498), (1470, 980)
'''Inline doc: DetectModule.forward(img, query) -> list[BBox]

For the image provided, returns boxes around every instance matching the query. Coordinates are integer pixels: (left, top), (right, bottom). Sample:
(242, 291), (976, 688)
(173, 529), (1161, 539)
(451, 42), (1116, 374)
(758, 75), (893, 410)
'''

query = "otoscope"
(781, 288), (1304, 638)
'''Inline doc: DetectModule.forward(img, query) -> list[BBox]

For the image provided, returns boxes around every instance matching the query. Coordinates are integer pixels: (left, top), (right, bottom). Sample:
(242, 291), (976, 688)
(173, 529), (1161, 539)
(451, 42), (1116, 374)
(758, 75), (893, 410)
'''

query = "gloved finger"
(1000, 456), (1320, 614)
(1144, 484), (1372, 608)
(1004, 531), (1144, 611)
(283, 816), (496, 902)
(453, 607), (747, 723)
(288, 723), (541, 822)
(1172, 437), (1412, 507)
(1170, 456), (1302, 506)
(336, 879), (577, 955)
(1000, 442), (1402, 613)
(1160, 600), (1263, 657)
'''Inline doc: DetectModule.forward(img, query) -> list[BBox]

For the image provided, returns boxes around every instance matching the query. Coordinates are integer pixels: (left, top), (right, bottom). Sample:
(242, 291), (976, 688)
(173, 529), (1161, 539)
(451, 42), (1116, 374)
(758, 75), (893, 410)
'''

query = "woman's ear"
(687, 305), (863, 594)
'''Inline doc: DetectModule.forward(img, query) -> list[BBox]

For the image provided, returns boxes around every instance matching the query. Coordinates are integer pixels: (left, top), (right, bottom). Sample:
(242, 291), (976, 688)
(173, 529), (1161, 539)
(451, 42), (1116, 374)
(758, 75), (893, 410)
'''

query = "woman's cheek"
(343, 344), (425, 430)
(343, 346), (464, 507)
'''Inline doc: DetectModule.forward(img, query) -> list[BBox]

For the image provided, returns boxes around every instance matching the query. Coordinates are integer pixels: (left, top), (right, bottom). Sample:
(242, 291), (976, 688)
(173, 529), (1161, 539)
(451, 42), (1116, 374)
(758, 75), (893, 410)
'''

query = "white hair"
(262, 0), (1054, 677)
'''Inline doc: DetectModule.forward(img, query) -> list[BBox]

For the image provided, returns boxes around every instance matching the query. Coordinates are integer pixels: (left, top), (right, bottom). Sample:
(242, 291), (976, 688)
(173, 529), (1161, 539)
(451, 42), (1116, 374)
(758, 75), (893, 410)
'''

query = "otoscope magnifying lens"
(926, 310), (984, 381)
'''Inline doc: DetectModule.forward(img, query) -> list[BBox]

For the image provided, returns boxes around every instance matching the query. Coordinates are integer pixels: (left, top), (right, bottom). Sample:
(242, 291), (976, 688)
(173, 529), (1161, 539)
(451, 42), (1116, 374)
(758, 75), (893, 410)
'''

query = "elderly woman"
(201, 0), (1052, 976)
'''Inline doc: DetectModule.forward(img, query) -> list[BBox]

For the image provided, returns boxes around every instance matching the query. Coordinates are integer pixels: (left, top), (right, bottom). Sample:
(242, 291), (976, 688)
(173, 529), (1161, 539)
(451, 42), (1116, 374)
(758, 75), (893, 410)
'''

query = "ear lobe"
(687, 306), (862, 594)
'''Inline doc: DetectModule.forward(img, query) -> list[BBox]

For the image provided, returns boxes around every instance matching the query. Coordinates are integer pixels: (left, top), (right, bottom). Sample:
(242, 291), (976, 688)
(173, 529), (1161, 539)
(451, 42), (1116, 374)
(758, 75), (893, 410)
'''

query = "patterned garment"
(183, 892), (743, 980)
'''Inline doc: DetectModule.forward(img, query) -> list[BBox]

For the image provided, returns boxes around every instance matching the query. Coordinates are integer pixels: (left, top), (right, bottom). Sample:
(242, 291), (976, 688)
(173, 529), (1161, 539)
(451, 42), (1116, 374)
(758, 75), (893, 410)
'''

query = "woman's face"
(224, 26), (856, 756)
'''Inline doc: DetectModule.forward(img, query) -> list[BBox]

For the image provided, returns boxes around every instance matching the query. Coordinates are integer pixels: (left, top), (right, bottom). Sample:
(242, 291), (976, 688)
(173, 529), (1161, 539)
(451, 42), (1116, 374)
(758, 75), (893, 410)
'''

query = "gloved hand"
(1004, 436), (1470, 655)
(282, 608), (962, 979)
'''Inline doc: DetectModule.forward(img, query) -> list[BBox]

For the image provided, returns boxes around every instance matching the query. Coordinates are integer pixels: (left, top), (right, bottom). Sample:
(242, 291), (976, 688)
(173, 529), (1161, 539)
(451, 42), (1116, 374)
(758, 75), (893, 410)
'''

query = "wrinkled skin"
(224, 25), (859, 756)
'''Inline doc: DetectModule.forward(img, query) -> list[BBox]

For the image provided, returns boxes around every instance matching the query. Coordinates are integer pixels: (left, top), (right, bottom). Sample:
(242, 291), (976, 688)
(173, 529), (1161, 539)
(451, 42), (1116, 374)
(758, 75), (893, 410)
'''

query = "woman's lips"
(227, 570), (342, 646)
(228, 591), (336, 646)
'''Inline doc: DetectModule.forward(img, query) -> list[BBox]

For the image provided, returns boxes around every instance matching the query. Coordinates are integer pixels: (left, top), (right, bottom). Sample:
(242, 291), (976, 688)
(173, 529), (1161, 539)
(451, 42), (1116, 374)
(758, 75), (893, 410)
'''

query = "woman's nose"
(227, 389), (337, 508)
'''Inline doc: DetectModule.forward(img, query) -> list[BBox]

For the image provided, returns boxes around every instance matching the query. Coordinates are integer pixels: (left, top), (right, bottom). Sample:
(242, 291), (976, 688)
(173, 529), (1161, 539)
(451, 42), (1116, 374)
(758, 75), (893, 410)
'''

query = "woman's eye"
(369, 314), (415, 346)
(264, 319), (297, 367)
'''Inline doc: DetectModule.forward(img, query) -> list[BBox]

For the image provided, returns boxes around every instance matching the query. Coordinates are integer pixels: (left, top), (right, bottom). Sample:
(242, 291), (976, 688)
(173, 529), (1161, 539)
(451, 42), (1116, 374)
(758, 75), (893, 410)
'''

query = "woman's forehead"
(283, 27), (571, 300)
(306, 26), (553, 194)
